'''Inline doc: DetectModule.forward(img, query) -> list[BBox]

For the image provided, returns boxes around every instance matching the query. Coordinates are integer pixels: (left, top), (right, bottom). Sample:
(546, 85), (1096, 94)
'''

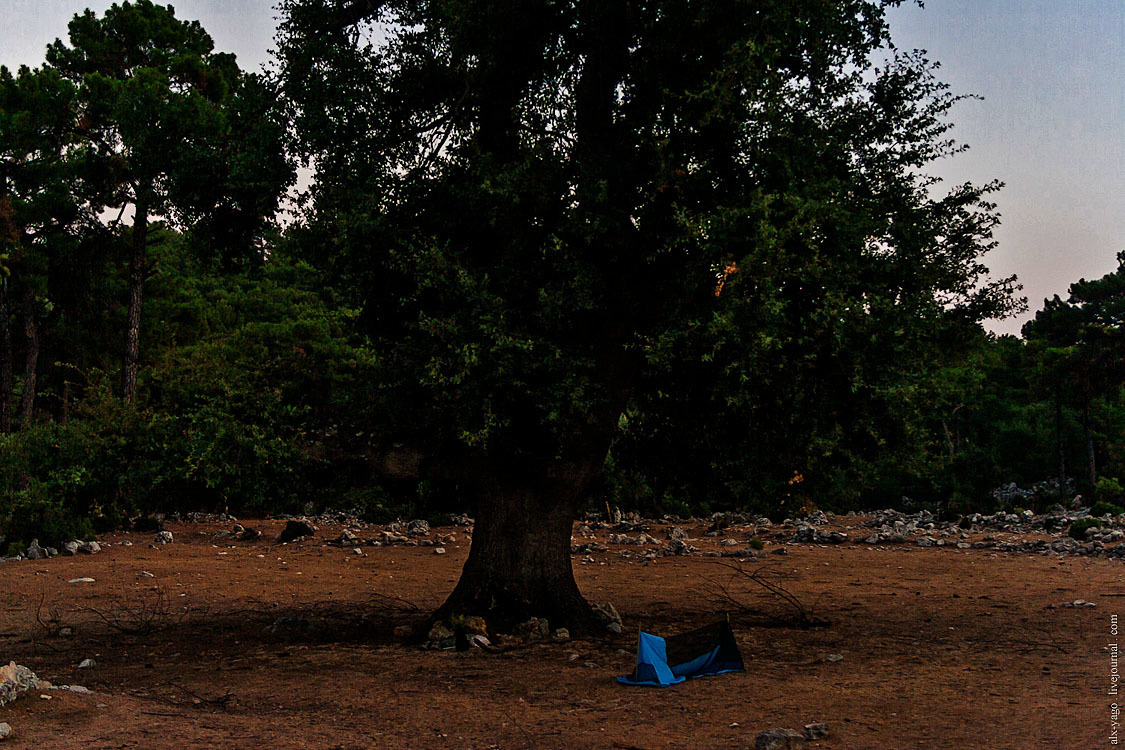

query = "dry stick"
(31, 593), (63, 653)
(77, 590), (198, 636)
(169, 682), (234, 709)
(703, 560), (828, 627)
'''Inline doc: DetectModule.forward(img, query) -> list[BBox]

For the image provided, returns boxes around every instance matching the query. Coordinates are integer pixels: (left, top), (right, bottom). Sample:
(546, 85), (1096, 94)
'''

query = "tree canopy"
(276, 0), (1020, 630)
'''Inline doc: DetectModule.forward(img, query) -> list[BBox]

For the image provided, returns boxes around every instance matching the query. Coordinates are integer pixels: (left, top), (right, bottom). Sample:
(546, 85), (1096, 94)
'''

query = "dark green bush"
(1068, 517), (1102, 540)
(1091, 501), (1125, 517)
(1095, 477), (1124, 507)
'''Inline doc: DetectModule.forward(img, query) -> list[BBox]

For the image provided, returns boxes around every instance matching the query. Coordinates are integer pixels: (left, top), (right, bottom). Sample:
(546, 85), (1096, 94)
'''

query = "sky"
(1, 0), (1122, 337)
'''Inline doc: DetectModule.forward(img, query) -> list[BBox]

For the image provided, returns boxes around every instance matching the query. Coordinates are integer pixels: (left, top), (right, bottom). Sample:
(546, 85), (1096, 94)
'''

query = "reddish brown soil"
(0, 517), (1119, 749)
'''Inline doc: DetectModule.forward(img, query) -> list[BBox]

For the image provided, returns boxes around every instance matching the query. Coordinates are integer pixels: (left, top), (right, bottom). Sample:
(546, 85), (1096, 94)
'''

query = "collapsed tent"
(617, 620), (745, 687)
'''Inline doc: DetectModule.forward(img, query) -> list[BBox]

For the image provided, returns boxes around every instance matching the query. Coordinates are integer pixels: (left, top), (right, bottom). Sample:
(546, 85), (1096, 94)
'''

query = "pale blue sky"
(2, 1), (1122, 336)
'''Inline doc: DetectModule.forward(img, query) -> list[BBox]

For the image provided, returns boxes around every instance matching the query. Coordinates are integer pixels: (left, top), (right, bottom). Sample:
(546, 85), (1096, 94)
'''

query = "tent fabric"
(617, 620), (745, 687)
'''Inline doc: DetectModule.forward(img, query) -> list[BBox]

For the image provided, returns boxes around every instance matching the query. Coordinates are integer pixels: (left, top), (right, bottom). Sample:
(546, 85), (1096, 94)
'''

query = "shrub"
(1091, 501), (1125, 517)
(1095, 477), (1124, 505)
(1068, 517), (1102, 540)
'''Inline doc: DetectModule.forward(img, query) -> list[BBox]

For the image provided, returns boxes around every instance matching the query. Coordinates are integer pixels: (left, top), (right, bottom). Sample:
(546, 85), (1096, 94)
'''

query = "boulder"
(153, 530), (174, 545)
(514, 617), (551, 642)
(333, 529), (360, 547)
(278, 520), (316, 543)
(78, 541), (100, 554)
(0, 662), (41, 706)
(754, 728), (807, 750)
(592, 602), (622, 632)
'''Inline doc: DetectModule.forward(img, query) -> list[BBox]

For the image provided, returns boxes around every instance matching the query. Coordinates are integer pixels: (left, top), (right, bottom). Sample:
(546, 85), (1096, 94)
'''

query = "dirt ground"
(0, 515), (1119, 749)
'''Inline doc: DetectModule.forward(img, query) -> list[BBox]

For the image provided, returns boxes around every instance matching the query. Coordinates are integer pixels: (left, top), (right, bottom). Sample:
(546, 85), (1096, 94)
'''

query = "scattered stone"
(63, 685), (90, 695)
(803, 722), (829, 740)
(352, 548), (363, 555)
(434, 547), (447, 555)
(78, 541), (100, 555)
(0, 722), (9, 740)
(514, 617), (551, 642)
(468, 634), (491, 649)
(62, 541), (79, 556)
(667, 527), (688, 541)
(278, 520), (316, 543)
(606, 622), (623, 635)
(77, 658), (95, 670)
(58, 627), (74, 637)
(153, 530), (174, 545)
(68, 578), (95, 584)
(44, 547), (57, 557)
(664, 538), (698, 556)
(803, 510), (831, 526)
(754, 728), (808, 750)
(552, 628), (571, 642)
(824, 653), (843, 663)
(1061, 599), (1097, 609)
(138, 571), (155, 578)
(239, 527), (263, 541)
(426, 621), (455, 648)
(25, 540), (44, 560)
(332, 529), (360, 547)
(376, 531), (411, 546)
(407, 519), (431, 536)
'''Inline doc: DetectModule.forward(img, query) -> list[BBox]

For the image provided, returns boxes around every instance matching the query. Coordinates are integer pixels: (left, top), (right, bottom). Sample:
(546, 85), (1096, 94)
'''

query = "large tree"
(278, 0), (1017, 632)
(45, 1), (292, 403)
(0, 64), (84, 432)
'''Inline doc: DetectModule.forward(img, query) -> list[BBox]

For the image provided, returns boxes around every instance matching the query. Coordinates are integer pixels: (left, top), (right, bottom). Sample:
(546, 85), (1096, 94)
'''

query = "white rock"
(77, 658), (95, 670)
(68, 578), (96, 584)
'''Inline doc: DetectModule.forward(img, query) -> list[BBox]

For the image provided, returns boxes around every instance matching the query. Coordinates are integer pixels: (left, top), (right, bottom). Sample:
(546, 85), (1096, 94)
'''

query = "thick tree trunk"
(1055, 392), (1066, 493)
(17, 290), (38, 428)
(0, 283), (11, 434)
(432, 467), (602, 637)
(1083, 400), (1096, 488)
(122, 201), (148, 404)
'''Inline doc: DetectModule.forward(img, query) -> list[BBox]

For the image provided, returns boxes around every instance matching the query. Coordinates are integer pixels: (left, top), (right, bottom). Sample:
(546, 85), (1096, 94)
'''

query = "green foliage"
(1095, 477), (1124, 506)
(1091, 501), (1124, 518)
(1068, 517), (1102, 541)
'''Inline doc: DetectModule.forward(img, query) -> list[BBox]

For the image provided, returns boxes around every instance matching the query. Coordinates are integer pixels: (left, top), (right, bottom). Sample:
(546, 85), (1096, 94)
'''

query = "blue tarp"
(617, 620), (745, 687)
